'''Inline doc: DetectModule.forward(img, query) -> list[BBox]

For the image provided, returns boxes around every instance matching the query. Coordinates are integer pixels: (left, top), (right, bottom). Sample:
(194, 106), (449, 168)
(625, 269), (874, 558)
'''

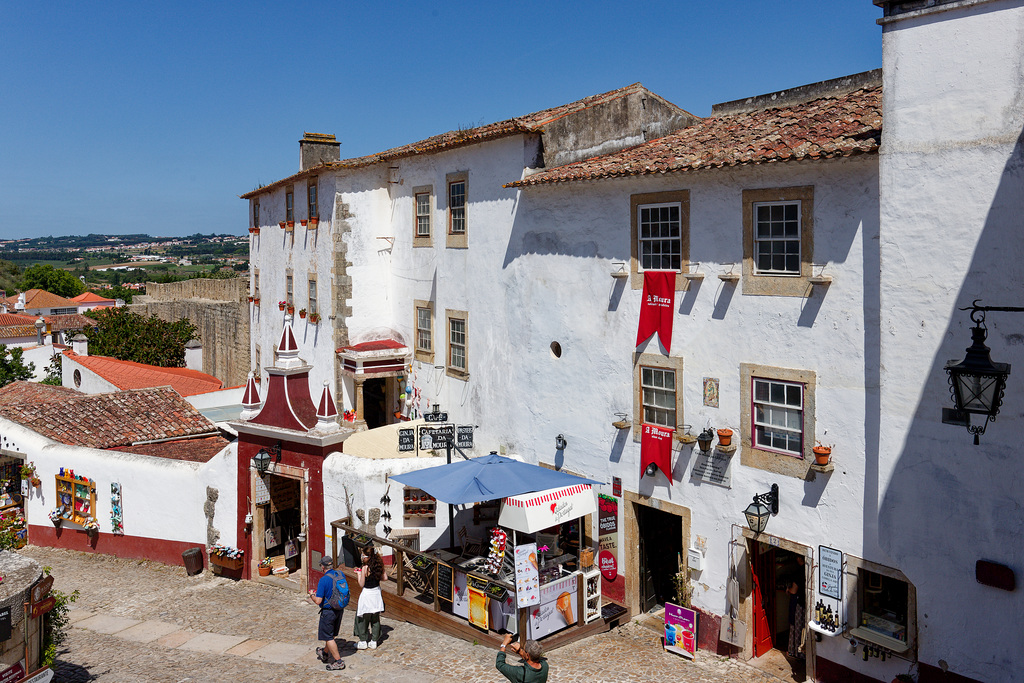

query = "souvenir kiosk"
(333, 453), (621, 648)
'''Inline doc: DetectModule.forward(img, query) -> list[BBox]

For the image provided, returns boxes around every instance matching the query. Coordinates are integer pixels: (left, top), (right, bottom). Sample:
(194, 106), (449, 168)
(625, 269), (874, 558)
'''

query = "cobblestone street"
(22, 546), (782, 682)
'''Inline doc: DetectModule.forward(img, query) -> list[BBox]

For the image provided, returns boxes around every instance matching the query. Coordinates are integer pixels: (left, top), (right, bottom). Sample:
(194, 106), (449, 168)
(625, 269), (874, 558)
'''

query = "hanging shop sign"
(664, 602), (698, 660)
(456, 425), (474, 449)
(597, 493), (621, 602)
(419, 425), (454, 450)
(398, 428), (416, 452)
(423, 410), (448, 423)
(612, 476), (621, 497)
(514, 543), (540, 607)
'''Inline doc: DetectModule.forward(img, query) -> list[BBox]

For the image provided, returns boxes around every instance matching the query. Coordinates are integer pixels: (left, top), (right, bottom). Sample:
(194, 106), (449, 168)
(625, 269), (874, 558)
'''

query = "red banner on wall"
(636, 271), (676, 353)
(641, 423), (674, 480)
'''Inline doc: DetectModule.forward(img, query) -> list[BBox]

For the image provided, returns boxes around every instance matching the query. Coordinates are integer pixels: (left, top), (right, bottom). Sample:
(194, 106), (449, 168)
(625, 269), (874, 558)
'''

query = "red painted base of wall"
(29, 524), (206, 570)
(693, 607), (732, 655)
(816, 657), (886, 683)
(919, 662), (982, 683)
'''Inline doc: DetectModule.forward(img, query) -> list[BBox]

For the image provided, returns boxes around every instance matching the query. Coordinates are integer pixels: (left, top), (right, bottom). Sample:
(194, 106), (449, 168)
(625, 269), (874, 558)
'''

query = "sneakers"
(356, 641), (368, 650)
(367, 641), (378, 650)
(326, 659), (346, 670)
(316, 647), (329, 663)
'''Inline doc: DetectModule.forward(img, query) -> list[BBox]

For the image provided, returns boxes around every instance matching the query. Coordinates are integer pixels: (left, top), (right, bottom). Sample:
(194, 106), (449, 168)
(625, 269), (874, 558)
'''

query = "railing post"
(397, 548), (405, 597)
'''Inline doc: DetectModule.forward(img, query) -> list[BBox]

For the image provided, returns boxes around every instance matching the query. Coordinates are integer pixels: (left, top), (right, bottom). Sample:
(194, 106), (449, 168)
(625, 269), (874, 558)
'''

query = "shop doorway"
(363, 378), (388, 429)
(257, 472), (306, 588)
(636, 504), (683, 612)
(750, 540), (807, 658)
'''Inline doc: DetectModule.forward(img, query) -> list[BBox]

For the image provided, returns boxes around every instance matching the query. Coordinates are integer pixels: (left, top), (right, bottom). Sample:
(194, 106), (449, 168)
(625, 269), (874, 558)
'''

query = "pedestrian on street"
(308, 555), (347, 671)
(496, 632), (548, 682)
(354, 545), (386, 650)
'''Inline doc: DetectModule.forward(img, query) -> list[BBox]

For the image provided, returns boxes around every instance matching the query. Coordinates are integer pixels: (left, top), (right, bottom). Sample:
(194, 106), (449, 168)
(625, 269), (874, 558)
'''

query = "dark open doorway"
(363, 377), (388, 429)
(636, 504), (682, 612)
(749, 539), (807, 680)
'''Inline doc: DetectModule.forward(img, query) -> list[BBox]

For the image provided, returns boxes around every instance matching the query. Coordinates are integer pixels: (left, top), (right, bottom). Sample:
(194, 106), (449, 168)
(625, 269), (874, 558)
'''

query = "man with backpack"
(308, 555), (350, 671)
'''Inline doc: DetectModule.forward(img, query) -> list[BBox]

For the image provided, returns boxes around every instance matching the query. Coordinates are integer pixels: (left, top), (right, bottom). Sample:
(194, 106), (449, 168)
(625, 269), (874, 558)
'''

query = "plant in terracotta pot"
(298, 308), (307, 319)
(300, 219), (308, 226)
(258, 557), (273, 576)
(279, 221), (287, 229)
(716, 428), (733, 447)
(309, 217), (319, 227)
(286, 305), (295, 315)
(309, 312), (320, 324)
(813, 441), (833, 465)
(278, 301), (287, 311)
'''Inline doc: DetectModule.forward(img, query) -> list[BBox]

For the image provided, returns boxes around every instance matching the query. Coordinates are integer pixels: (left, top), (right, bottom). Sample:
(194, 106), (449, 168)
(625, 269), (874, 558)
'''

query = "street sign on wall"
(424, 411), (448, 423)
(456, 426), (474, 449)
(398, 428), (416, 452)
(419, 425), (454, 449)
(818, 545), (843, 601)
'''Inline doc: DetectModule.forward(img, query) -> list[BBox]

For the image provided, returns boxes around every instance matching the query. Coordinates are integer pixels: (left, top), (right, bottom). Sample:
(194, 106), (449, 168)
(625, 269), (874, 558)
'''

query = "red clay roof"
(0, 324), (36, 339)
(63, 350), (223, 397)
(3, 289), (77, 310)
(107, 435), (229, 463)
(0, 386), (217, 449)
(506, 85), (882, 187)
(0, 381), (79, 406)
(71, 292), (115, 304)
(0, 313), (37, 326)
(337, 339), (407, 353)
(43, 314), (95, 332)
(241, 84), (681, 199)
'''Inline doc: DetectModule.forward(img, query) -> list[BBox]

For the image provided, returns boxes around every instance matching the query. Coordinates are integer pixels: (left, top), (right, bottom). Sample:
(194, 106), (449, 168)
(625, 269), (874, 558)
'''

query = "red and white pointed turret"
(240, 371), (262, 420)
(312, 380), (341, 433)
(276, 314), (301, 368)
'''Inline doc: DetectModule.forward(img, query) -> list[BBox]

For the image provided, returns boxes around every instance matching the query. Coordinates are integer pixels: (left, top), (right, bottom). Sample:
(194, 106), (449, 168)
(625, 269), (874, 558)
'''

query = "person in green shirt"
(496, 632), (548, 682)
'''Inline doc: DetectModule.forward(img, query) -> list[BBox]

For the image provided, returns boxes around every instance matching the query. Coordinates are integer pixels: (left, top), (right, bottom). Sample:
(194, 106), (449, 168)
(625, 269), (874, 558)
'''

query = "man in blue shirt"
(308, 555), (346, 670)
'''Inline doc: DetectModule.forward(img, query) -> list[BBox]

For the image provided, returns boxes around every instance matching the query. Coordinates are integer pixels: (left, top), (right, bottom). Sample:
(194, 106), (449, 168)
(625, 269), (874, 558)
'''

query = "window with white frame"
(307, 279), (317, 315)
(307, 179), (318, 220)
(286, 274), (293, 306)
(638, 202), (682, 272)
(753, 201), (801, 275)
(752, 377), (804, 457)
(417, 307), (432, 352)
(449, 180), (466, 235)
(416, 191), (431, 237)
(641, 366), (676, 428)
(285, 188), (294, 222)
(446, 310), (468, 377)
(51, 308), (76, 316)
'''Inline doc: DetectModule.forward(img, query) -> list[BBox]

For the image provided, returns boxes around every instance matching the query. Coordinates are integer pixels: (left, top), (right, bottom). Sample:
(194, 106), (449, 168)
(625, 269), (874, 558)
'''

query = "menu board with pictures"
(436, 561), (453, 603)
(514, 543), (540, 607)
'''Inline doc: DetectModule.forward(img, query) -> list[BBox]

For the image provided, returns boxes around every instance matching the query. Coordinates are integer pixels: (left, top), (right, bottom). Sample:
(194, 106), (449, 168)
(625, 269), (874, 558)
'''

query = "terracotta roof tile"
(43, 314), (95, 332)
(70, 292), (115, 304)
(241, 84), (674, 199)
(107, 435), (229, 463)
(3, 289), (77, 310)
(0, 386), (217, 449)
(0, 381), (79, 406)
(63, 350), (223, 397)
(0, 325), (36, 339)
(506, 85), (882, 187)
(0, 314), (37, 326)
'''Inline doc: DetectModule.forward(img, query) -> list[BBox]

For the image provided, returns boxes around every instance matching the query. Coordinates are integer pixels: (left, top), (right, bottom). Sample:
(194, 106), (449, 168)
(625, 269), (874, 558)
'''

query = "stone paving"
(21, 545), (783, 682)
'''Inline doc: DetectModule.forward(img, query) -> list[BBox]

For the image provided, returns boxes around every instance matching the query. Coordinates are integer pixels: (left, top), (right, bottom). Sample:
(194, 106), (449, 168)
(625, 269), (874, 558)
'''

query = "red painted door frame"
(751, 542), (775, 658)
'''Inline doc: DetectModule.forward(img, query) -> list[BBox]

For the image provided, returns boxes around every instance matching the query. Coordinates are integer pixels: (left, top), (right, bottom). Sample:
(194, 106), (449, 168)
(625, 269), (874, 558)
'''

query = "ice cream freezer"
(525, 572), (579, 640)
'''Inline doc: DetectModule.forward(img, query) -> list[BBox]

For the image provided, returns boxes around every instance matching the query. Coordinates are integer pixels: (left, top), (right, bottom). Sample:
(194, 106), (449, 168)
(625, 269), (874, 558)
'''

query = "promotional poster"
(664, 602), (698, 660)
(597, 494), (623, 603)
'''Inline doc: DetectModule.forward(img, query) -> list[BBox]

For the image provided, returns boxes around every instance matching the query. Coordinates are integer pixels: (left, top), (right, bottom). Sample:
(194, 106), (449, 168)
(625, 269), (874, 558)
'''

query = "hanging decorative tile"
(252, 472), (270, 505)
(703, 377), (719, 408)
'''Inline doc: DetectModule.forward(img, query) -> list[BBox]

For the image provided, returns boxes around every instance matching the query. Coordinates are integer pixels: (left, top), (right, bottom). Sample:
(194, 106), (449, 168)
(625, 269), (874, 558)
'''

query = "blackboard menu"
(436, 561), (453, 602)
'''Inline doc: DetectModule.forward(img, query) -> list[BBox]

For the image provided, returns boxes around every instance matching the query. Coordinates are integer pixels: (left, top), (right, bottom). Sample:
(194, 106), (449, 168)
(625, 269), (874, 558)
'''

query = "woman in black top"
(354, 546), (386, 650)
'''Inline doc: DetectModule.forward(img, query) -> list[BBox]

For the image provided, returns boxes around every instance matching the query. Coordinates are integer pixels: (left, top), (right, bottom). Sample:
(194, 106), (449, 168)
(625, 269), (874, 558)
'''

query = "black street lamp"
(944, 302), (1020, 444)
(743, 484), (779, 535)
(253, 442), (281, 473)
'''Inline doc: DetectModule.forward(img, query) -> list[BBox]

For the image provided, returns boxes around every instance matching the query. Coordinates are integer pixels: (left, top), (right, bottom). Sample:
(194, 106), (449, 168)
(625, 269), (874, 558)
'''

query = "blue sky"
(0, 1), (882, 240)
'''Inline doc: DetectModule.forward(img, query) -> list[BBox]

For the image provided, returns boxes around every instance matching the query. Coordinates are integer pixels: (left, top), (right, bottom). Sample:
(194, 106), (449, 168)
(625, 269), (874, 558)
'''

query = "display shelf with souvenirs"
(0, 457), (23, 511)
(583, 568), (602, 622)
(54, 469), (97, 525)
(403, 487), (436, 525)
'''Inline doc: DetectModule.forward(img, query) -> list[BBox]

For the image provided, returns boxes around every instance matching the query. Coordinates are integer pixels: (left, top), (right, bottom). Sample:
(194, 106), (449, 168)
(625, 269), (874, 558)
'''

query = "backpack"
(325, 570), (350, 610)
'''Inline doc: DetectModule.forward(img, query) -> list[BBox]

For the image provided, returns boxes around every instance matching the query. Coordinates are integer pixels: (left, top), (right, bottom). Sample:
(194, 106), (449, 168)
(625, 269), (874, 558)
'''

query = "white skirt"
(357, 586), (385, 616)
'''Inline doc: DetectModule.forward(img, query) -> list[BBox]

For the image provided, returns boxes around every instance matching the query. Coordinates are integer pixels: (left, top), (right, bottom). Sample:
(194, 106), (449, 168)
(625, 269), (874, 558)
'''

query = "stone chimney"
(184, 339), (202, 371)
(15, 293), (25, 312)
(71, 333), (88, 356)
(300, 132), (341, 171)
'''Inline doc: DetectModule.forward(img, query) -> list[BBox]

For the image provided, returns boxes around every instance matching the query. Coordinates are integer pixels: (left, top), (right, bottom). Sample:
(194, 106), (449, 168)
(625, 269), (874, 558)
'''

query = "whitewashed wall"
(878, 2), (1024, 680)
(61, 354), (117, 394)
(3, 417), (239, 548)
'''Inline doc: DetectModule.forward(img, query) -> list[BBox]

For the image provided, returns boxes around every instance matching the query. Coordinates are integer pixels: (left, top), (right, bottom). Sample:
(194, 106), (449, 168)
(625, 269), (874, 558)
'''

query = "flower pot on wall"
(300, 219), (308, 227)
(813, 445), (832, 465)
(279, 221), (286, 229)
(309, 217), (319, 227)
(287, 306), (295, 316)
(717, 428), (733, 447)
(278, 303), (286, 311)
(258, 566), (272, 576)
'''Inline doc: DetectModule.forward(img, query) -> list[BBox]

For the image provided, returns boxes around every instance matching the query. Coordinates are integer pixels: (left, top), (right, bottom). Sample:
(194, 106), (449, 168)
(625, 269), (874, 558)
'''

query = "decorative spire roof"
(239, 372), (261, 421)
(312, 380), (340, 434)
(249, 315), (317, 431)
(276, 315), (301, 368)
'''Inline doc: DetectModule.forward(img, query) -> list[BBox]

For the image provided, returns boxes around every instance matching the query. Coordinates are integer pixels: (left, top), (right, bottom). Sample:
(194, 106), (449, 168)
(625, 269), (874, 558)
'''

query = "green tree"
(41, 353), (62, 386)
(0, 345), (35, 387)
(21, 264), (86, 298)
(84, 307), (198, 367)
(0, 259), (21, 296)
(92, 286), (134, 304)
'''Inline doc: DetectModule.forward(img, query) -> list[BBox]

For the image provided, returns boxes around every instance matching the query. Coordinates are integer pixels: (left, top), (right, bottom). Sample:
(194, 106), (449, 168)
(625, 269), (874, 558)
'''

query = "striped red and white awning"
(499, 484), (596, 533)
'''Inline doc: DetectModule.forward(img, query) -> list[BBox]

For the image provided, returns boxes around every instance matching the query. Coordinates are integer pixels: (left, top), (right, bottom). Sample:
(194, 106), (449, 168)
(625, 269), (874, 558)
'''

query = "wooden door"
(751, 543), (775, 657)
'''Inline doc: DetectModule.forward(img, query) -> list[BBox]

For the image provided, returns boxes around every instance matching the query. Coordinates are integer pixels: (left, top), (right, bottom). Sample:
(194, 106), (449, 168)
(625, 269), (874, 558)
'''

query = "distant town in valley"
(0, 233), (248, 293)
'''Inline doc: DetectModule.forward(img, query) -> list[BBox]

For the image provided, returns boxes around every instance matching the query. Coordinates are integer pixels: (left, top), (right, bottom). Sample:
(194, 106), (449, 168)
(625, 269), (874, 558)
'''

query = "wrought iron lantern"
(944, 303), (1015, 444)
(696, 427), (715, 453)
(743, 484), (779, 535)
(555, 434), (568, 450)
(252, 442), (281, 473)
